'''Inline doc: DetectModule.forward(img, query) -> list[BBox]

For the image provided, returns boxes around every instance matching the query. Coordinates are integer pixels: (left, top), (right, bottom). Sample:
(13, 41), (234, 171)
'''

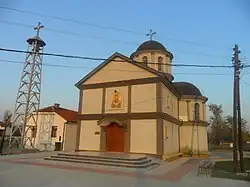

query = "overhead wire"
(0, 20), (233, 60)
(0, 59), (237, 76)
(0, 47), (235, 68)
(0, 20), (139, 46)
(241, 79), (250, 86)
(0, 6), (144, 35)
(0, 6), (235, 50)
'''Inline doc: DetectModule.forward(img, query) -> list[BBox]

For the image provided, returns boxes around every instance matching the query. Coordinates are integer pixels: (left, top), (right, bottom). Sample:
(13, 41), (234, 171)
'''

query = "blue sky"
(0, 0), (250, 123)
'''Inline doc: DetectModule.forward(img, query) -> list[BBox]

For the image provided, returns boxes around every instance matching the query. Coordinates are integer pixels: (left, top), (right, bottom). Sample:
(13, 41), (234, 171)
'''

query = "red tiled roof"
(37, 105), (77, 122)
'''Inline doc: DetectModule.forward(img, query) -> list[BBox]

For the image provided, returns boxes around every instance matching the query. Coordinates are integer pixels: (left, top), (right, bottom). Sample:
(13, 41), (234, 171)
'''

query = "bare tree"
(0, 110), (12, 154)
(225, 115), (248, 132)
(208, 104), (250, 145)
(225, 115), (250, 143)
(208, 104), (226, 145)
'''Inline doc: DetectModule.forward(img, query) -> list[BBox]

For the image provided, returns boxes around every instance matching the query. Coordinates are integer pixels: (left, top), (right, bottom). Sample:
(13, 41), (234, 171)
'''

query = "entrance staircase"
(44, 151), (161, 169)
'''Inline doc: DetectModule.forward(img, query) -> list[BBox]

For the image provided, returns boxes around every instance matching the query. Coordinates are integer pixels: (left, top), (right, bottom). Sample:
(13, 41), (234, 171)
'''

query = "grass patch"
(211, 158), (250, 181)
(211, 170), (250, 181)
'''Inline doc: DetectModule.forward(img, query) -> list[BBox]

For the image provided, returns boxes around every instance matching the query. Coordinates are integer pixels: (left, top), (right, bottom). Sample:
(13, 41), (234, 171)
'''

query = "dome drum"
(130, 40), (173, 60)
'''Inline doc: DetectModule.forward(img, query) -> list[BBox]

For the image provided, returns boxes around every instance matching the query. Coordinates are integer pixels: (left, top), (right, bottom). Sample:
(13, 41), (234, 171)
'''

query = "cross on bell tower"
(34, 22), (44, 37)
(146, 29), (156, 40)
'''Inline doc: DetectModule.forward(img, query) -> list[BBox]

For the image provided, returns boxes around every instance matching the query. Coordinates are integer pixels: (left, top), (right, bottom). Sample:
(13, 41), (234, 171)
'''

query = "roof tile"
(37, 105), (77, 122)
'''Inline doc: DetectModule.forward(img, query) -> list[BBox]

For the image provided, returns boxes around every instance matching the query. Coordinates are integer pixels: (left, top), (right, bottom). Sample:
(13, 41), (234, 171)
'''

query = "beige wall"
(130, 119), (157, 154)
(83, 57), (157, 85)
(179, 100), (188, 121)
(131, 83), (156, 113)
(81, 88), (102, 114)
(179, 99), (206, 121)
(161, 83), (178, 118)
(81, 83), (157, 114)
(63, 123), (78, 152)
(26, 112), (66, 150)
(132, 51), (172, 74)
(163, 120), (179, 155)
(180, 125), (208, 153)
(105, 86), (128, 113)
(81, 86), (129, 114)
(78, 120), (100, 151)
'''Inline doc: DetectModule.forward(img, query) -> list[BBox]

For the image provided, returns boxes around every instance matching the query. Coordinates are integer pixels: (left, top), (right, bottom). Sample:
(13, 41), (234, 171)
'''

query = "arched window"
(158, 56), (163, 71)
(142, 56), (148, 65)
(194, 103), (200, 121)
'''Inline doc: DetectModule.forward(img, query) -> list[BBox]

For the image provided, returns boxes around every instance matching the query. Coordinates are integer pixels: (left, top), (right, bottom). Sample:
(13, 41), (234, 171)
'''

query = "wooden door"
(105, 123), (124, 152)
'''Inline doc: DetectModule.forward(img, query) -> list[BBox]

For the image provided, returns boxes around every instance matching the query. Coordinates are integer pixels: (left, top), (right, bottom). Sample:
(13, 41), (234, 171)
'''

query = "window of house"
(51, 126), (57, 138)
(194, 103), (200, 121)
(158, 57), (163, 71)
(31, 127), (37, 138)
(142, 56), (148, 65)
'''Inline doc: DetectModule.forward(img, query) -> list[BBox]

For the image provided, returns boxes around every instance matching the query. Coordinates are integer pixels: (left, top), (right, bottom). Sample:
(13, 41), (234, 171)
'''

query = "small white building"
(25, 103), (77, 151)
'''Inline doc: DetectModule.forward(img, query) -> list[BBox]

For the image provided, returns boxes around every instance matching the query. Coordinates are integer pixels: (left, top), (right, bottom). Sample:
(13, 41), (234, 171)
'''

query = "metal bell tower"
(8, 22), (46, 152)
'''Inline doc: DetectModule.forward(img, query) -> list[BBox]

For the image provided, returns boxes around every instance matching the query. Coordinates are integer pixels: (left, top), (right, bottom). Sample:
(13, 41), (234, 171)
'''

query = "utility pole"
(232, 45), (239, 172)
(233, 44), (244, 171)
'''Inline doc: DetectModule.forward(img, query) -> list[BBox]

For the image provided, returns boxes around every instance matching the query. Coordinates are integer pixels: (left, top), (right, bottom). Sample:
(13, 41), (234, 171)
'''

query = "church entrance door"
(105, 122), (124, 152)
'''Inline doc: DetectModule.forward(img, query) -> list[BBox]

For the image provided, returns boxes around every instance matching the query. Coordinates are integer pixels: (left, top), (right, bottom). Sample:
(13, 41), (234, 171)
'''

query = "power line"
(0, 20), (232, 61)
(0, 59), (237, 76)
(0, 20), (139, 46)
(0, 47), (235, 68)
(0, 6), (144, 35)
(0, 6), (227, 48)
(241, 79), (250, 86)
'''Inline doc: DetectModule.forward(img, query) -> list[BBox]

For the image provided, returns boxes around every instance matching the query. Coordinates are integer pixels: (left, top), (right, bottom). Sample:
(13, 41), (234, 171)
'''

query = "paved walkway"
(0, 152), (249, 187)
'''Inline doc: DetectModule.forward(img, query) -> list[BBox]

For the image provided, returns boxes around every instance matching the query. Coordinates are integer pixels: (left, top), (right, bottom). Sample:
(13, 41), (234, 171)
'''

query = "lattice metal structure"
(8, 22), (46, 152)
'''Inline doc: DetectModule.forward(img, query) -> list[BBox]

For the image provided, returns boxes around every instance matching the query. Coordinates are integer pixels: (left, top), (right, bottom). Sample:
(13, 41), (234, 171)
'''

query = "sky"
(0, 0), (250, 124)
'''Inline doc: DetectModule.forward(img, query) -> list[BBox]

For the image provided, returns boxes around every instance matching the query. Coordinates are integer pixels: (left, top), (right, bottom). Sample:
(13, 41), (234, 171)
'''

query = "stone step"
(44, 152), (161, 169)
(57, 152), (147, 161)
(50, 155), (151, 165)
(44, 156), (159, 169)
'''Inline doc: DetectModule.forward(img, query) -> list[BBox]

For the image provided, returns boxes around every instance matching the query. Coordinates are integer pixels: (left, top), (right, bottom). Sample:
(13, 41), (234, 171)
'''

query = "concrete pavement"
(0, 152), (249, 187)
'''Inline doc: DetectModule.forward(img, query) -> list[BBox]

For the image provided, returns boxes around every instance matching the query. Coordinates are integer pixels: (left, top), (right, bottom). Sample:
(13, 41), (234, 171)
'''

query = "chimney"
(54, 103), (60, 109)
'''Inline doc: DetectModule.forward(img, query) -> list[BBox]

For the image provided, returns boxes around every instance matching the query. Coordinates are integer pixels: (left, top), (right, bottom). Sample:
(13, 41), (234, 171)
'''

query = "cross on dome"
(146, 29), (156, 40)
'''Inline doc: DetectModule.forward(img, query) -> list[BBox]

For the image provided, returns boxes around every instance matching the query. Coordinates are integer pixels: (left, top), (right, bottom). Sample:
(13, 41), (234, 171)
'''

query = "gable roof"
(75, 52), (169, 88)
(37, 105), (77, 122)
(75, 52), (180, 97)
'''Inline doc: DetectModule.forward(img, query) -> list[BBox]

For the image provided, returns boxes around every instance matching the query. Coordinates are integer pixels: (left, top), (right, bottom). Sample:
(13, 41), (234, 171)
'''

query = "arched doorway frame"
(97, 118), (130, 152)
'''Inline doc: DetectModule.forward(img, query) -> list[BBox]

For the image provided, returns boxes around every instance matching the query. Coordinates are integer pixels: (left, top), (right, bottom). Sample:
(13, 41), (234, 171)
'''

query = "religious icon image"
(111, 90), (122, 108)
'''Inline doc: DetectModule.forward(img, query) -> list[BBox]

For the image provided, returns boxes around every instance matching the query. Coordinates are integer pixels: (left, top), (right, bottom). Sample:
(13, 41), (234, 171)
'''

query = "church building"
(74, 39), (209, 158)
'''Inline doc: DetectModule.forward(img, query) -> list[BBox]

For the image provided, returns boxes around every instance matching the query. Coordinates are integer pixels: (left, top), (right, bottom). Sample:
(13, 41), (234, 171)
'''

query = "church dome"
(136, 40), (167, 52)
(173, 82), (202, 96)
(131, 40), (173, 60)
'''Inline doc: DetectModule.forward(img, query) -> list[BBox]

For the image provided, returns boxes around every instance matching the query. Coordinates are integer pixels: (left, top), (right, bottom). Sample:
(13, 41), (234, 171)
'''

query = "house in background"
(25, 103), (77, 151)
